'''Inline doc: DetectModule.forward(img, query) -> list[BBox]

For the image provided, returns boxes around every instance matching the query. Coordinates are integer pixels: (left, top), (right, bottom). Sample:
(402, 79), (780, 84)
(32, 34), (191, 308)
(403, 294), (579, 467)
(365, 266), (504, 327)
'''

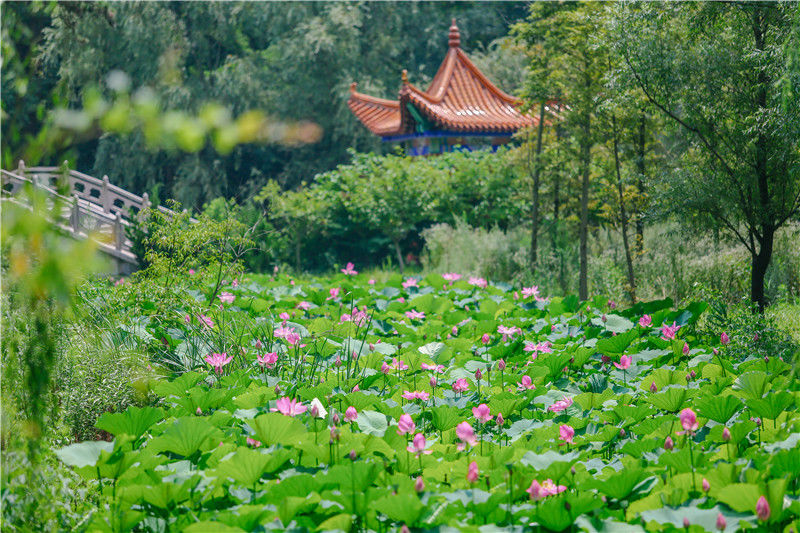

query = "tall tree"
(515, 2), (608, 300)
(615, 2), (800, 310)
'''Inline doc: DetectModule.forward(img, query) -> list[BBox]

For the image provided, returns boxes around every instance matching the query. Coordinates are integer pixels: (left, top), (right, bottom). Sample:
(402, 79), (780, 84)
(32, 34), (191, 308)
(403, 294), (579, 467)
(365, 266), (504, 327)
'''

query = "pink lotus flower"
(405, 310), (426, 320)
(402, 391), (430, 401)
(608, 299), (617, 309)
(414, 476), (425, 492)
(558, 424), (575, 444)
(452, 378), (469, 393)
(402, 278), (419, 289)
(639, 314), (652, 327)
(513, 291), (519, 300)
(296, 301), (312, 310)
(421, 362), (445, 373)
(274, 326), (296, 340)
(326, 287), (341, 300)
(279, 312), (290, 321)
(526, 479), (543, 500)
(285, 332), (301, 345)
(527, 479), (566, 500)
(678, 408), (699, 434)
(660, 322), (681, 340)
(497, 325), (521, 339)
(397, 414), (416, 435)
(205, 352), (232, 373)
(246, 437), (262, 448)
(481, 333), (491, 344)
(456, 421), (477, 450)
(407, 433), (432, 456)
(522, 286), (540, 299)
(468, 277), (488, 289)
(368, 278), (376, 285)
(257, 352), (278, 368)
(467, 461), (479, 483)
(756, 496), (770, 521)
(185, 314), (191, 324)
(218, 292), (235, 304)
(548, 396), (573, 413)
(390, 358), (409, 371)
(472, 404), (492, 423)
(344, 406), (358, 422)
(517, 376), (536, 391)
(524, 341), (553, 355)
(341, 262), (358, 275)
(720, 332), (730, 345)
(381, 361), (391, 374)
(187, 269), (195, 276)
(198, 314), (215, 329)
(442, 272), (461, 282)
(271, 397), (307, 416)
(614, 355), (632, 370)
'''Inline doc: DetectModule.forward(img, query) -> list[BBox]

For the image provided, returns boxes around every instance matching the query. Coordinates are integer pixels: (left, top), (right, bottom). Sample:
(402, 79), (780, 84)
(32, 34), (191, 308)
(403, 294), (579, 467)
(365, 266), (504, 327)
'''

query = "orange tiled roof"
(348, 20), (536, 138)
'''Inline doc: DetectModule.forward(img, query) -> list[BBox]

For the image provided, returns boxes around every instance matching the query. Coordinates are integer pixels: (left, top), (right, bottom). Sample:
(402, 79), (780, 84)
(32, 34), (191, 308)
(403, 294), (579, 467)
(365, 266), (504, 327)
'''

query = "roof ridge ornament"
(448, 19), (460, 48)
(401, 69), (409, 84)
(350, 82), (357, 93)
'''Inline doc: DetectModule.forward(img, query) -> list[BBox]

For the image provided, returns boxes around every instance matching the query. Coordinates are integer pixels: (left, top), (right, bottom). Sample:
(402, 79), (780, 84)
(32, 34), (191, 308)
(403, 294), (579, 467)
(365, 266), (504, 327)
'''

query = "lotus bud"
(608, 300), (617, 309)
(481, 333), (490, 344)
(753, 333), (759, 342)
(349, 449), (357, 461)
(601, 355), (611, 364)
(496, 413), (504, 427)
(764, 355), (769, 363)
(650, 382), (658, 393)
(401, 526), (410, 533)
(429, 376), (437, 388)
(716, 513), (726, 531)
(601, 314), (607, 323)
(686, 373), (692, 382)
(332, 413), (340, 425)
(452, 326), (458, 336)
(664, 436), (674, 450)
(571, 466), (576, 475)
(498, 359), (506, 371)
(255, 339), (263, 349)
(274, 385), (282, 396)
(335, 354), (342, 367)
(722, 427), (731, 441)
(196, 407), (202, 415)
(756, 496), (770, 521)
(414, 476), (425, 492)
(683, 517), (690, 528)
(713, 347), (719, 355)
(752, 417), (761, 426)
(619, 428), (626, 438)
(720, 332), (730, 345)
(690, 370), (696, 379)
(352, 385), (360, 392)
(702, 478), (710, 492)
(475, 369), (482, 381)
(683, 342), (690, 356)
(369, 343), (375, 351)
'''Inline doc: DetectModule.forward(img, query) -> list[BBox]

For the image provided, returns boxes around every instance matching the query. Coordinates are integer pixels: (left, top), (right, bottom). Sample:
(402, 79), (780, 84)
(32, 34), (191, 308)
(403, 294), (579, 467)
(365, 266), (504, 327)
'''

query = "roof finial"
(401, 69), (408, 84)
(448, 18), (460, 48)
(350, 82), (357, 93)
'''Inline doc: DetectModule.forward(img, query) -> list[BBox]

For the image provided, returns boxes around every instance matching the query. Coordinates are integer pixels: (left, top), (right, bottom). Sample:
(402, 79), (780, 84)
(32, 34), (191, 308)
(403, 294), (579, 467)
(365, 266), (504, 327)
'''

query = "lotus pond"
(57, 271), (800, 532)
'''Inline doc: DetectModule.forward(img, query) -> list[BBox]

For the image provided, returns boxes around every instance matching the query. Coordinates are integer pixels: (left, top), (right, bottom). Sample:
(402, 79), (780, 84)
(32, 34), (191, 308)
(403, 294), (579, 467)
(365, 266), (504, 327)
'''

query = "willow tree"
(614, 2), (800, 311)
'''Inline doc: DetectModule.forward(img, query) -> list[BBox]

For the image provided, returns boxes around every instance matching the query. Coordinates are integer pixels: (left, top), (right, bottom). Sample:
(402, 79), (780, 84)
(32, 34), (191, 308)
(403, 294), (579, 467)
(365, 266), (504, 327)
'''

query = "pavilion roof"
(348, 20), (537, 138)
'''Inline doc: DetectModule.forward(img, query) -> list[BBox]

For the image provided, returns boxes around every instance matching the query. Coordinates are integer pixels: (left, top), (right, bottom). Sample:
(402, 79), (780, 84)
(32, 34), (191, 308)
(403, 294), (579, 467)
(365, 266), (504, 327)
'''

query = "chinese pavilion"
(348, 19), (536, 156)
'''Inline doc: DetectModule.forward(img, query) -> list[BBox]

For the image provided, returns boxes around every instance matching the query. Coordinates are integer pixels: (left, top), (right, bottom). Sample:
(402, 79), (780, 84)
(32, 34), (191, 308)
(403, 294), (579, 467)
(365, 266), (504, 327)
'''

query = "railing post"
(141, 192), (150, 214)
(102, 175), (111, 213)
(114, 214), (124, 251)
(16, 160), (25, 178)
(71, 195), (81, 234)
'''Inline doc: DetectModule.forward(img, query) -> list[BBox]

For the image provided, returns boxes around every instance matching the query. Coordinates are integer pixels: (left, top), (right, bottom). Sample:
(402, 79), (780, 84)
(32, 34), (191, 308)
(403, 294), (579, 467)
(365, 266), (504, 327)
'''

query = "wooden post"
(102, 175), (111, 213)
(71, 195), (81, 234)
(16, 160), (25, 178)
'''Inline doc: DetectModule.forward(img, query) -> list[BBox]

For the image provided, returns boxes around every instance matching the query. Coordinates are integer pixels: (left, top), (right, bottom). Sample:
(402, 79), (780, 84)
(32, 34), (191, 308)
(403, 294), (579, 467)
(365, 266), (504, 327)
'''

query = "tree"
(515, 2), (609, 300)
(615, 2), (800, 310)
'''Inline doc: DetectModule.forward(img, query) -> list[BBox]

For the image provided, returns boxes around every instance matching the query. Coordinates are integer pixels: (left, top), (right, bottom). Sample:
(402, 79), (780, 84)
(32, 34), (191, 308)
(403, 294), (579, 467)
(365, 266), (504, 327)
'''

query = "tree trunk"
(751, 226), (774, 312)
(552, 124), (563, 253)
(635, 112), (646, 254)
(612, 114), (637, 304)
(529, 100), (547, 271)
(579, 115), (591, 301)
(392, 236), (406, 272)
